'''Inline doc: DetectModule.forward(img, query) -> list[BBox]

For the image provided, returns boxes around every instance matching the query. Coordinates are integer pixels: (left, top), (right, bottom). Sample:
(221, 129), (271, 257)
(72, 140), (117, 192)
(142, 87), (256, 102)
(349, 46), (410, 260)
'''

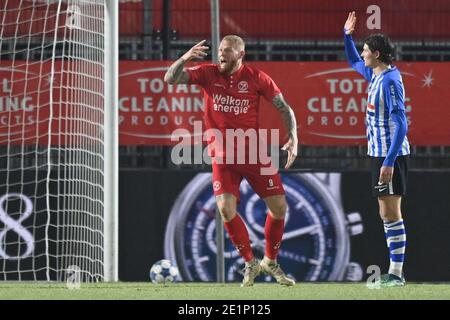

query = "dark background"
(119, 170), (450, 282)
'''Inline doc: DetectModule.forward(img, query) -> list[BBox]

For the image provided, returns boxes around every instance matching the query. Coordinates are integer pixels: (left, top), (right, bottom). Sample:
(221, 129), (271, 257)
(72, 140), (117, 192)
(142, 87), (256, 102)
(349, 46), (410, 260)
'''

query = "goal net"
(0, 0), (116, 282)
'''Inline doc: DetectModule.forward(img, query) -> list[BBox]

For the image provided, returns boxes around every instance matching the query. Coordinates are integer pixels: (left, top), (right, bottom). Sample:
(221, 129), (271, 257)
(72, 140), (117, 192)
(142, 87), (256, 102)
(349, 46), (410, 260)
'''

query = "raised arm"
(272, 93), (298, 169)
(164, 40), (209, 84)
(343, 11), (373, 81)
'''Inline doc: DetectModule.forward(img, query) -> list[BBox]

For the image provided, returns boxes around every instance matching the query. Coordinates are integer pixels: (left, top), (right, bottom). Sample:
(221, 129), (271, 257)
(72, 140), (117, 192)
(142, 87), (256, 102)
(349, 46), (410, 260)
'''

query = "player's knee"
(268, 198), (287, 219)
(380, 210), (402, 222)
(378, 197), (402, 221)
(216, 201), (236, 221)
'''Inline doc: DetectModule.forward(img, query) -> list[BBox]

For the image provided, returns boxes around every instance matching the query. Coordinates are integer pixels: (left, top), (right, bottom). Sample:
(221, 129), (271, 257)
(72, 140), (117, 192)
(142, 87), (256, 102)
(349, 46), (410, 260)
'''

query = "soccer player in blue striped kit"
(344, 11), (409, 287)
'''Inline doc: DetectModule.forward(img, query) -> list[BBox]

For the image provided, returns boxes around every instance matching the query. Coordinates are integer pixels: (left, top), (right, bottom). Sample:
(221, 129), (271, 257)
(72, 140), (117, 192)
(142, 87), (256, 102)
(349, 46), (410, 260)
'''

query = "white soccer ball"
(149, 259), (179, 284)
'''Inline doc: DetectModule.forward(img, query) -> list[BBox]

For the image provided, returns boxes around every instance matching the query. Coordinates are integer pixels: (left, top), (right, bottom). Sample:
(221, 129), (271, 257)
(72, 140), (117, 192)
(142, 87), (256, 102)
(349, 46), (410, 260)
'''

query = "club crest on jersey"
(213, 181), (222, 191)
(238, 81), (248, 93)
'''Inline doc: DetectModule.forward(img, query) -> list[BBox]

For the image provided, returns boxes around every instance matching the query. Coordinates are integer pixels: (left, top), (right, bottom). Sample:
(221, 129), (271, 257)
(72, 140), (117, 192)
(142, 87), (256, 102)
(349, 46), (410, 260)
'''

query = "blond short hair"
(221, 35), (245, 51)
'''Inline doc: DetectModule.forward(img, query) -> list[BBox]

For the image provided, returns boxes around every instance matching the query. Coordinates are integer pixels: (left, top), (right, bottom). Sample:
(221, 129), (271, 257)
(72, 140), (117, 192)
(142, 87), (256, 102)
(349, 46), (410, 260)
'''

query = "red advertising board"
(0, 60), (103, 146)
(1, 60), (449, 146)
(0, 62), (50, 145)
(254, 62), (450, 146)
(119, 62), (204, 145)
(119, 61), (450, 146)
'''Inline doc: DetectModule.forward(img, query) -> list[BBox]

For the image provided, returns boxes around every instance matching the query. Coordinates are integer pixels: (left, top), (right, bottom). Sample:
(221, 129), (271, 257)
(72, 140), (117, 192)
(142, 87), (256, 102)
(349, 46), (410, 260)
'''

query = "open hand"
(344, 11), (356, 35)
(378, 166), (394, 185)
(282, 137), (298, 169)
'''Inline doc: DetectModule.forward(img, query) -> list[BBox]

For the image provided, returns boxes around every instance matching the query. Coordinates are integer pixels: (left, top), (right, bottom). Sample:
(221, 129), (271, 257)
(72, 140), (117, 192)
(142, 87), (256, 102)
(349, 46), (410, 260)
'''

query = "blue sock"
(383, 219), (406, 278)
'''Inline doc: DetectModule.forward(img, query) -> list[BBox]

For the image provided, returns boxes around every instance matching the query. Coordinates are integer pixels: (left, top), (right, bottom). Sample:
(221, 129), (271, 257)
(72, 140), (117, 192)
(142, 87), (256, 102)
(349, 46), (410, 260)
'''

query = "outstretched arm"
(164, 40), (209, 84)
(343, 11), (373, 81)
(272, 93), (298, 169)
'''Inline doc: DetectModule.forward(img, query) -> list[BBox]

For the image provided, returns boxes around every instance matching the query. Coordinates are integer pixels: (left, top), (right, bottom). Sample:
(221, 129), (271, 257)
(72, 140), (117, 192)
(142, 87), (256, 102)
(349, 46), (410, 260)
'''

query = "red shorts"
(211, 161), (285, 202)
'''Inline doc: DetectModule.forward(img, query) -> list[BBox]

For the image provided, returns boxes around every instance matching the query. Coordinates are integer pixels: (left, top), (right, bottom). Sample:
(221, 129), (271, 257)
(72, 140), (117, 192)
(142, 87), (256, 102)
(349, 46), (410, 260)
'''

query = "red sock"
(223, 214), (254, 262)
(264, 213), (285, 260)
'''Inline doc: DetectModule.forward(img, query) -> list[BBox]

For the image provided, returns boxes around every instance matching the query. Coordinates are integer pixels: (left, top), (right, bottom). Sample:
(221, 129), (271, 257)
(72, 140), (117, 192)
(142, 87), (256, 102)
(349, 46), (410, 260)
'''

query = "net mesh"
(0, 0), (105, 282)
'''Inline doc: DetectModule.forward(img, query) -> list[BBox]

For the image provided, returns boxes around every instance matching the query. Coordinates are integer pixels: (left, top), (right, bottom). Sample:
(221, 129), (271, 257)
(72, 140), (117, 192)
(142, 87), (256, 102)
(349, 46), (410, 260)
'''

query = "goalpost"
(0, 0), (118, 282)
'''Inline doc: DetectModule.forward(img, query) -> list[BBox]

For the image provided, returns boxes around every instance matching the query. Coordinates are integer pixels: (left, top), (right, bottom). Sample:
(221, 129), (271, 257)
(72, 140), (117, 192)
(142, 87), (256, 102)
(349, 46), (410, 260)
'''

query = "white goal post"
(0, 0), (118, 282)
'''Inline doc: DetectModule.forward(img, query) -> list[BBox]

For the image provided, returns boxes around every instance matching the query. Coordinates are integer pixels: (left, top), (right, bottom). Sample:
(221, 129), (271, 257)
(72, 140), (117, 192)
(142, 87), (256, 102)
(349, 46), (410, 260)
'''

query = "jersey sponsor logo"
(367, 103), (375, 112)
(238, 81), (248, 93)
(212, 94), (250, 115)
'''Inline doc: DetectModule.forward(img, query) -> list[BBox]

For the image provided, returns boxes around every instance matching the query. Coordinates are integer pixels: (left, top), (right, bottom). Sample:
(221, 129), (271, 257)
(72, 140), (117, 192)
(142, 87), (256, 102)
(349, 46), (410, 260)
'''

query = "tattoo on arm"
(272, 93), (297, 139)
(164, 58), (190, 84)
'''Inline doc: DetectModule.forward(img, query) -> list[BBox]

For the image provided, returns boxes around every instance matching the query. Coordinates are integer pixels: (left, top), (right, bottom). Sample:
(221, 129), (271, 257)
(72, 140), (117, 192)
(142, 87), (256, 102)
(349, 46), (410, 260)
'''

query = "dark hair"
(363, 34), (395, 64)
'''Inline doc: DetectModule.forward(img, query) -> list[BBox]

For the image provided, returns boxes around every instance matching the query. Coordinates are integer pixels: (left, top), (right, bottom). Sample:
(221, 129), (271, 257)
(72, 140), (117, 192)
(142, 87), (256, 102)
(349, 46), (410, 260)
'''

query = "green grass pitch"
(0, 282), (449, 300)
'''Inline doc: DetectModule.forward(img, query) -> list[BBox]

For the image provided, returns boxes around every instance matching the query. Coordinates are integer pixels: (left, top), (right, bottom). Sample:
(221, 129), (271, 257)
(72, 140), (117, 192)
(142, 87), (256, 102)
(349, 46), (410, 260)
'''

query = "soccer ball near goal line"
(150, 259), (179, 284)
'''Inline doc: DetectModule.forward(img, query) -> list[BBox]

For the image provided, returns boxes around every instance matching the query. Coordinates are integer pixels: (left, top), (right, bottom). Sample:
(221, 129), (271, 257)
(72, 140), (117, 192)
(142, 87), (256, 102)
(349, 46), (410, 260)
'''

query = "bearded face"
(218, 40), (243, 74)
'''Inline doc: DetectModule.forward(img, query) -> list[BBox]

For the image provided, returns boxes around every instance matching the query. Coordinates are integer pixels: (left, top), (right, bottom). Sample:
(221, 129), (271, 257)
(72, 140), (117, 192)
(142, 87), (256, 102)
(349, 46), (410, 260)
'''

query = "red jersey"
(187, 64), (281, 160)
(187, 64), (280, 131)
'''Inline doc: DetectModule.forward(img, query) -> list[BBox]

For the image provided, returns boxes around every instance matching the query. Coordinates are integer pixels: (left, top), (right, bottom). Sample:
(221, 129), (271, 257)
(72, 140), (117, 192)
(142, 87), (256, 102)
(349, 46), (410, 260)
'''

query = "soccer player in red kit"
(164, 35), (298, 287)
